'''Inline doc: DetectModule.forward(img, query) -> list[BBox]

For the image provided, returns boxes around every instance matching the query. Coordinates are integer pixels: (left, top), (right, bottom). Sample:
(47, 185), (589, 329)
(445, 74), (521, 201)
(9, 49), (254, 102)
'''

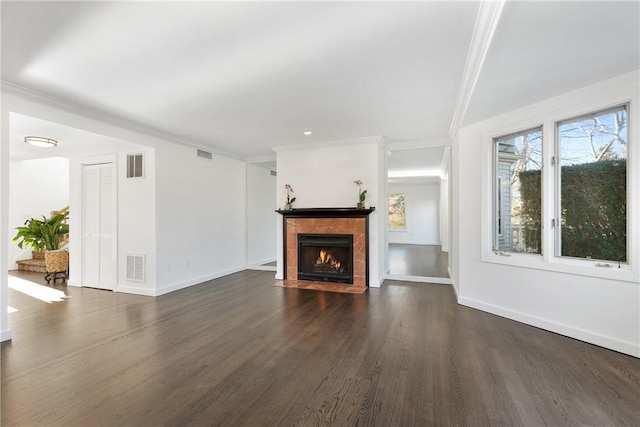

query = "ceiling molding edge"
(1, 80), (245, 161)
(271, 135), (384, 153)
(448, 0), (505, 141)
(245, 154), (277, 164)
(386, 138), (451, 152)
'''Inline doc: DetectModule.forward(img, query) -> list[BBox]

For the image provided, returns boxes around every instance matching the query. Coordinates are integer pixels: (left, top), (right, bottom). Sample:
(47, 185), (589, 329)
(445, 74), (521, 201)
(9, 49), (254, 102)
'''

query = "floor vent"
(126, 254), (145, 282)
(197, 149), (213, 160)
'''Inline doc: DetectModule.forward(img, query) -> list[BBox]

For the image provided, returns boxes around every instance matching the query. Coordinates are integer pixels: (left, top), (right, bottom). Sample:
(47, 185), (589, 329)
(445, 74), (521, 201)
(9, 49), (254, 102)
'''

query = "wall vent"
(126, 153), (144, 178)
(270, 170), (277, 176)
(126, 254), (145, 282)
(197, 149), (213, 160)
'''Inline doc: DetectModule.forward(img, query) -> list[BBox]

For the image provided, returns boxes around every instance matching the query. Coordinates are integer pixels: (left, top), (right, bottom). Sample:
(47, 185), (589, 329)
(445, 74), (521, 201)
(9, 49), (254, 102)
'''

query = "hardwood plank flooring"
(2, 270), (639, 426)
(388, 244), (449, 278)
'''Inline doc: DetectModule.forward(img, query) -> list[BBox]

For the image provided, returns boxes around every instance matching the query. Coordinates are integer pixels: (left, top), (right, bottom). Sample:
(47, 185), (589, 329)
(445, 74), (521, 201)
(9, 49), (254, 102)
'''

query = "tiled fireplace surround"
(278, 208), (374, 293)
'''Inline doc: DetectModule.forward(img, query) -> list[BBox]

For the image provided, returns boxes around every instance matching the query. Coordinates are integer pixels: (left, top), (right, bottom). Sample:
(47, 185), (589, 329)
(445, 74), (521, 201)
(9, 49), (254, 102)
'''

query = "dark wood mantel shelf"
(276, 207), (375, 217)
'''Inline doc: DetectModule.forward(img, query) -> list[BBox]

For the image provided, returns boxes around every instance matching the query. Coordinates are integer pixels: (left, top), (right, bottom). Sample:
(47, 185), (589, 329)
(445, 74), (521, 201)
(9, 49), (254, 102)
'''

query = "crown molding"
(1, 80), (244, 161)
(448, 0), (505, 141)
(245, 154), (277, 164)
(386, 138), (451, 152)
(271, 135), (384, 153)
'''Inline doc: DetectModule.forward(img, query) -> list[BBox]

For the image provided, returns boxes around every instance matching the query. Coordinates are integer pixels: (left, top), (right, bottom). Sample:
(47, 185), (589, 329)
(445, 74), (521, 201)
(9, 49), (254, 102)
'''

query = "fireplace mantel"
(276, 207), (375, 218)
(277, 207), (374, 293)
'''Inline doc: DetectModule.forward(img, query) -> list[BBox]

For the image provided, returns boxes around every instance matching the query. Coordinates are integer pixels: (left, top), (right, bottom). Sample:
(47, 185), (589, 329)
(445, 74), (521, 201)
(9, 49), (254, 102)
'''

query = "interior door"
(82, 163), (116, 290)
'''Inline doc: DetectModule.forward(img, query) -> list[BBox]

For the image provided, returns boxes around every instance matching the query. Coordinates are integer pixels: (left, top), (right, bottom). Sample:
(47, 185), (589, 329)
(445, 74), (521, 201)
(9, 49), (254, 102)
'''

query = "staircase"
(15, 206), (69, 274)
(16, 257), (47, 273)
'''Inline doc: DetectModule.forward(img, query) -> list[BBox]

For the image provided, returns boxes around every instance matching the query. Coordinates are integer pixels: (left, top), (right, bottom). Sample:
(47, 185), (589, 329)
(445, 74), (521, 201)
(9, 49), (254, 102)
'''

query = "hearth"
(298, 234), (353, 284)
(277, 207), (375, 292)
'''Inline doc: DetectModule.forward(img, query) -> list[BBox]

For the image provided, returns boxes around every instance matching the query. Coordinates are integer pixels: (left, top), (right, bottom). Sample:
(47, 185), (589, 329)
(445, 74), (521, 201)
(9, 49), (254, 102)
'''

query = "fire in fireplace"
(297, 234), (353, 284)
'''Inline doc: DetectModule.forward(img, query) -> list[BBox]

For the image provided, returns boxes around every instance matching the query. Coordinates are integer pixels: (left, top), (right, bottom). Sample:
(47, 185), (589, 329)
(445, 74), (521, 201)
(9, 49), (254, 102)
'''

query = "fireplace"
(277, 207), (375, 293)
(298, 234), (353, 284)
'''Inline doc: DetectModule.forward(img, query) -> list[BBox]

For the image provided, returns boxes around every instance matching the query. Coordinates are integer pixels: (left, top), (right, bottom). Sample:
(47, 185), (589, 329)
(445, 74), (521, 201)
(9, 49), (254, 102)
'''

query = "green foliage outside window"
(519, 160), (627, 262)
(388, 193), (406, 229)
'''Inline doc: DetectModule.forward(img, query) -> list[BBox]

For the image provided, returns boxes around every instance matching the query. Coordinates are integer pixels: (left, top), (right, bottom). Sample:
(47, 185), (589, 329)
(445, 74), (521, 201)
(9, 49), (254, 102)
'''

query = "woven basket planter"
(45, 250), (69, 273)
(32, 250), (45, 260)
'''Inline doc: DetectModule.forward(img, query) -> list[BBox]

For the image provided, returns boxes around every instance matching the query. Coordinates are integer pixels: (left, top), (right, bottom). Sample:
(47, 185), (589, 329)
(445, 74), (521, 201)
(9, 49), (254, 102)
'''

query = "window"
(388, 193), (406, 230)
(493, 127), (543, 254)
(126, 153), (144, 179)
(556, 105), (628, 263)
(487, 102), (633, 276)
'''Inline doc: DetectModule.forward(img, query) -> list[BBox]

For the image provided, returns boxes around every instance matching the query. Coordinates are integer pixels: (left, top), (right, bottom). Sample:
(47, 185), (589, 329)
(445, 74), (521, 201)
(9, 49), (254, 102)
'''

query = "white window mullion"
(541, 121), (555, 262)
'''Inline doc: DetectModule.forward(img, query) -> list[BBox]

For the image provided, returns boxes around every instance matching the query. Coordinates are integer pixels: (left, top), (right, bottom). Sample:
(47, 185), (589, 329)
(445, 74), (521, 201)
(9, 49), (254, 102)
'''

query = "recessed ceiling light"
(303, 131), (312, 135)
(24, 136), (57, 148)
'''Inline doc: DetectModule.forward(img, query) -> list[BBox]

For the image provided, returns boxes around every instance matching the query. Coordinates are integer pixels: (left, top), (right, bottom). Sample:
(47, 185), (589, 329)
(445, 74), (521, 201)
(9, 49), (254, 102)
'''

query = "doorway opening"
(386, 144), (452, 283)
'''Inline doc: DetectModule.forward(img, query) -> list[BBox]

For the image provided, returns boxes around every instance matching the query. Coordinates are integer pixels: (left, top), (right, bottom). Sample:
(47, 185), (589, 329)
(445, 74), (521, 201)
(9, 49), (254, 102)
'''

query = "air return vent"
(126, 153), (144, 178)
(126, 254), (145, 282)
(197, 149), (212, 160)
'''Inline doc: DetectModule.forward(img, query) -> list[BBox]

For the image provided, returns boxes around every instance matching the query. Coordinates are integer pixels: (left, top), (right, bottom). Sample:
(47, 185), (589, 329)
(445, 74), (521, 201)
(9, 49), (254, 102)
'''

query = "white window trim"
(480, 90), (638, 284)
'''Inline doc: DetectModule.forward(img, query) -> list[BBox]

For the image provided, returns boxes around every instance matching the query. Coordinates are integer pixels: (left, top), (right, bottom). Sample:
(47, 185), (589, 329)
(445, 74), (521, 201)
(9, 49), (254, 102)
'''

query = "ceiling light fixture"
(24, 136), (57, 148)
(303, 131), (312, 135)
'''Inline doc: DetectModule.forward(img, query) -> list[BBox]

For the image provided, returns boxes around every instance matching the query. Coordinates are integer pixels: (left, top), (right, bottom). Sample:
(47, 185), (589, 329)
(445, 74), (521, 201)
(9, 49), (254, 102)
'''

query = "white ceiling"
(2, 1), (639, 163)
(388, 146), (446, 184)
(10, 113), (146, 160)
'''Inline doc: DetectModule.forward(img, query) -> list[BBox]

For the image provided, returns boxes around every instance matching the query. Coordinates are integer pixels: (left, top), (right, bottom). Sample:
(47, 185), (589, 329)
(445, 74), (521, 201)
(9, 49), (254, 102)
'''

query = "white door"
(82, 163), (116, 290)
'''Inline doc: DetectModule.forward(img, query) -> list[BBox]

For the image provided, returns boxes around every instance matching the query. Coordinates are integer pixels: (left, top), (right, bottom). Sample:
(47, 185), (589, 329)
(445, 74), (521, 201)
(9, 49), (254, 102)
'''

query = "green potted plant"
(39, 212), (69, 251)
(13, 217), (48, 259)
(13, 211), (70, 279)
(354, 179), (367, 209)
(40, 212), (70, 280)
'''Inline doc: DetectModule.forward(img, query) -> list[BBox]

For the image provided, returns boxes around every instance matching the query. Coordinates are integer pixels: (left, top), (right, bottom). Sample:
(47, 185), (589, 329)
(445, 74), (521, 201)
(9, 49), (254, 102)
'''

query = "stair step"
(16, 259), (47, 273)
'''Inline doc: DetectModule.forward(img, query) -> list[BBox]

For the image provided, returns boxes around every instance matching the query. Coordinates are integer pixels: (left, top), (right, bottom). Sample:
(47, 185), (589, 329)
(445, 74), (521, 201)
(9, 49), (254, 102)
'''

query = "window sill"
(481, 251), (638, 284)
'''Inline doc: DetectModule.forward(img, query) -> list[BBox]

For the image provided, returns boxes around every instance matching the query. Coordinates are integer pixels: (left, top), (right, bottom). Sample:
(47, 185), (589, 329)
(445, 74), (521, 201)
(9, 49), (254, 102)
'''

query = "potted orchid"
(354, 180), (367, 208)
(285, 184), (296, 210)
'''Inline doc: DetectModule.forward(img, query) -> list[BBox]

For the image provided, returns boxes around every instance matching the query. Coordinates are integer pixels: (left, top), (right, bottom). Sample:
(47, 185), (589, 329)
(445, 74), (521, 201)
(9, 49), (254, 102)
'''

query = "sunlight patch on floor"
(8, 276), (68, 303)
(8, 306), (18, 313)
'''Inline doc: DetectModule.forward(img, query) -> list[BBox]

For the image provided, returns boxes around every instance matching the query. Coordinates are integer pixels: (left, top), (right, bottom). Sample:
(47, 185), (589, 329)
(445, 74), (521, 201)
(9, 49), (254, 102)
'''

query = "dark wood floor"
(388, 243), (449, 277)
(2, 270), (639, 426)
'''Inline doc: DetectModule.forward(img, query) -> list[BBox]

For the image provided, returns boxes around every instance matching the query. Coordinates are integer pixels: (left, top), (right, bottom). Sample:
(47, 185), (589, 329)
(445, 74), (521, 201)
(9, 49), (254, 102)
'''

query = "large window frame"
(554, 104), (629, 264)
(481, 96), (637, 283)
(492, 126), (543, 256)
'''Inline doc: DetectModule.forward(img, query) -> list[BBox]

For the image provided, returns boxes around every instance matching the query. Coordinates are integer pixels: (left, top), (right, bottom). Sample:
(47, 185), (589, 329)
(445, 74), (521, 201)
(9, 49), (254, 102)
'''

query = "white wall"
(454, 70), (640, 357)
(154, 144), (247, 295)
(275, 137), (385, 286)
(2, 91), (247, 304)
(8, 157), (69, 268)
(387, 182), (440, 245)
(1, 100), (11, 341)
(439, 177), (450, 252)
(68, 150), (158, 295)
(246, 163), (277, 266)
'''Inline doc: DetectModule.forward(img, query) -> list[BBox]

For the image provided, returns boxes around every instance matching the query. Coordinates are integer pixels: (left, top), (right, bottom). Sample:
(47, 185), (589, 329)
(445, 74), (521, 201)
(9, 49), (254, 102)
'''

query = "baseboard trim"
(459, 297), (639, 358)
(116, 285), (156, 296)
(1, 329), (13, 342)
(246, 262), (277, 272)
(388, 241), (442, 246)
(384, 274), (453, 285)
(154, 266), (246, 296)
(246, 265), (276, 272)
(247, 257), (276, 267)
(67, 280), (82, 287)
